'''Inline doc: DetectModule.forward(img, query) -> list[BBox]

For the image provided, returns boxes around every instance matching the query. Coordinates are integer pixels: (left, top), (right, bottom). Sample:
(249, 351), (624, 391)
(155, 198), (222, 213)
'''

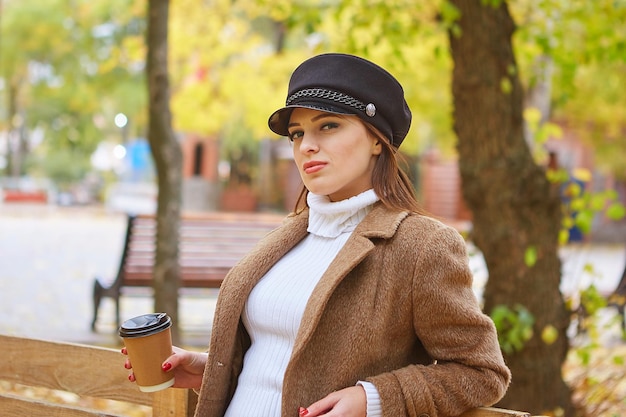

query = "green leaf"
(577, 347), (592, 366)
(541, 325), (559, 345)
(507, 64), (517, 76)
(524, 246), (538, 267)
(500, 77), (513, 94)
(574, 211), (594, 234)
(589, 194), (607, 211)
(580, 285), (608, 315)
(569, 197), (586, 212)
(491, 304), (535, 354)
(606, 202), (626, 220)
(481, 0), (503, 8)
(440, 1), (461, 26)
(582, 263), (595, 274)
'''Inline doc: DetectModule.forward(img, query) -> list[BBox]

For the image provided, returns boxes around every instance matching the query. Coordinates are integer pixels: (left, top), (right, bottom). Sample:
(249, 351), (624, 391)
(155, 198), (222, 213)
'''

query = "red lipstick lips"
(303, 161), (326, 174)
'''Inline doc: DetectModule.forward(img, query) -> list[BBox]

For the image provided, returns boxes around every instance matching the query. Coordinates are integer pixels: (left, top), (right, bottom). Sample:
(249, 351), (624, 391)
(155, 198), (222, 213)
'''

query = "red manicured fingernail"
(128, 374), (133, 381)
(299, 407), (309, 416)
(162, 362), (172, 371)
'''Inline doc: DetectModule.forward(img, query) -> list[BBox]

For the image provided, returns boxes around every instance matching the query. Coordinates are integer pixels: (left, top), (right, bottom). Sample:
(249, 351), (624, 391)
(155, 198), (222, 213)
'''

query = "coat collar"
(352, 202), (410, 239)
(236, 201), (409, 278)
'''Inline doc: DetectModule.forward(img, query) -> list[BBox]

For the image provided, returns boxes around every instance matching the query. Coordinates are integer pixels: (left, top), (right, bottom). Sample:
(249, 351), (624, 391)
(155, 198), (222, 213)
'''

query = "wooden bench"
(91, 212), (284, 331)
(0, 334), (541, 417)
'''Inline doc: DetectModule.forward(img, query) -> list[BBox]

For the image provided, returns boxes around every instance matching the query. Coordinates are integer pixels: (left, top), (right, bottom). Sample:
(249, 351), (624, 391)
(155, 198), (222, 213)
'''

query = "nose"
(298, 133), (319, 154)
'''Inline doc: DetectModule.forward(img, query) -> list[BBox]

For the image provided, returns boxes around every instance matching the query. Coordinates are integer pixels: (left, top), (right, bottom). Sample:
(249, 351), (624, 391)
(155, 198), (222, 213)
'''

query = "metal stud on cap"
(365, 103), (376, 117)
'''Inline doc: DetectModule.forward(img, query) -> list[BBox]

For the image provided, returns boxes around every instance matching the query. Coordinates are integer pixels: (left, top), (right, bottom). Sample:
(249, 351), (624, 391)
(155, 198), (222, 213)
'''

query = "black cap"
(268, 53), (412, 148)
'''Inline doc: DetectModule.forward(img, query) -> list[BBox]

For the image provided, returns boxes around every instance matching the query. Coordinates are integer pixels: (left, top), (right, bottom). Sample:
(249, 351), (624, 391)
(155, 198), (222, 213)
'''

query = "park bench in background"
(91, 212), (284, 331)
(1, 334), (541, 417)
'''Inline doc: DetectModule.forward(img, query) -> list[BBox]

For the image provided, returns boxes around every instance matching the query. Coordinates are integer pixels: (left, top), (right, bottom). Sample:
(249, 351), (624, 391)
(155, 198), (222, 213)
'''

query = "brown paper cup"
(119, 313), (175, 392)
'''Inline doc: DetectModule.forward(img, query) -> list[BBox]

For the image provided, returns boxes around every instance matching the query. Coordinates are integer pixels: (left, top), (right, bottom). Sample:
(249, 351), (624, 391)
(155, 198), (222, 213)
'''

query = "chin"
(303, 183), (330, 197)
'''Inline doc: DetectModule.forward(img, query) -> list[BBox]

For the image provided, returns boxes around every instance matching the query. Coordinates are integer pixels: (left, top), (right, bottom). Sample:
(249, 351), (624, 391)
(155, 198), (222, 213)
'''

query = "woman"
(123, 53), (511, 417)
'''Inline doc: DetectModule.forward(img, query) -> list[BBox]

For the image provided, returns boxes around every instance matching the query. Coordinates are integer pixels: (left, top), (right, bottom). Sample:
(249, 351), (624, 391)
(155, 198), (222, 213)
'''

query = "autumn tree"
(0, 0), (146, 184)
(146, 0), (182, 344)
(448, 1), (574, 415)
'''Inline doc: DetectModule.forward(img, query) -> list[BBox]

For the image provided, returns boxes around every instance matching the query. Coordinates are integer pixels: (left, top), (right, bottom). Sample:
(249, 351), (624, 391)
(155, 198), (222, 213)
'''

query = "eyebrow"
(287, 113), (340, 129)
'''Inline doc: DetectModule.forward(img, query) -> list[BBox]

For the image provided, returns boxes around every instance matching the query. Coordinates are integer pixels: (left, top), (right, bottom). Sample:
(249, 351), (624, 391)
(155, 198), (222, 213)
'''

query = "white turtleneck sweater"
(224, 189), (382, 417)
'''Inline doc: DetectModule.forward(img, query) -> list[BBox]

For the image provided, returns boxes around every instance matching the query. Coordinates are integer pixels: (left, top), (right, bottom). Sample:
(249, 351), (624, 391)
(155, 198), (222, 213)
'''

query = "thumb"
(161, 346), (182, 372)
(301, 394), (337, 416)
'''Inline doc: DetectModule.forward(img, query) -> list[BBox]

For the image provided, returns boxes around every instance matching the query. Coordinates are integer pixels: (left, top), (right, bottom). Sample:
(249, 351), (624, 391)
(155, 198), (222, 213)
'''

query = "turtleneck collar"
(307, 189), (380, 238)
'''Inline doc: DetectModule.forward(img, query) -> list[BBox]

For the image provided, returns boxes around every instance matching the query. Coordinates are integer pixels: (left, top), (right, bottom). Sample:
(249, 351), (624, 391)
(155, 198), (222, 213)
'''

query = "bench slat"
(0, 334), (151, 407)
(0, 393), (123, 417)
(0, 394), (118, 417)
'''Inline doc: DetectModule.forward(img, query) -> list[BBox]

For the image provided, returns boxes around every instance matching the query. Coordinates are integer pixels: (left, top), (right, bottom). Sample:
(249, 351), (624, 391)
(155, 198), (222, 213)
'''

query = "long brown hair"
(293, 120), (427, 215)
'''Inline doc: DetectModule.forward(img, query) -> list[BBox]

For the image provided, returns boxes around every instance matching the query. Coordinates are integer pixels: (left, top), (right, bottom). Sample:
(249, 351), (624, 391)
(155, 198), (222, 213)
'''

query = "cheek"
(342, 142), (373, 166)
(332, 138), (362, 159)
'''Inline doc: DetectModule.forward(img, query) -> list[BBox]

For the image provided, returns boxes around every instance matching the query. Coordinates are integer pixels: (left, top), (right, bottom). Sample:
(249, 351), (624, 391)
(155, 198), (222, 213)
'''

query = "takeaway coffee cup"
(119, 313), (175, 392)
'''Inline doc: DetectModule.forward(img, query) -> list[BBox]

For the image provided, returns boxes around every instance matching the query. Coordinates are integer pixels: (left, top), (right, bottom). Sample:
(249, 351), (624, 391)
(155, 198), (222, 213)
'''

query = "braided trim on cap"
(286, 88), (367, 112)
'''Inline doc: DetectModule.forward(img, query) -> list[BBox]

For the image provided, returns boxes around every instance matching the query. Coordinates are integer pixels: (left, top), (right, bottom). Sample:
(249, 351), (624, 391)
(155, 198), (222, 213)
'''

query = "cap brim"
(268, 102), (356, 137)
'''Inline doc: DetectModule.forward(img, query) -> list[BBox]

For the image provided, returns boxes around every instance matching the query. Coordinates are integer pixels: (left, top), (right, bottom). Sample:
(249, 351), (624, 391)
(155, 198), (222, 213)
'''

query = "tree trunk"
(448, 1), (575, 415)
(6, 80), (24, 178)
(146, 0), (182, 345)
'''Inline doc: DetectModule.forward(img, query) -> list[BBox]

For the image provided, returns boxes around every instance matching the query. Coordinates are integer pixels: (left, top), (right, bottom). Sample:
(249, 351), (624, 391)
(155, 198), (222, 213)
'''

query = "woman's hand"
(122, 345), (207, 390)
(299, 386), (367, 417)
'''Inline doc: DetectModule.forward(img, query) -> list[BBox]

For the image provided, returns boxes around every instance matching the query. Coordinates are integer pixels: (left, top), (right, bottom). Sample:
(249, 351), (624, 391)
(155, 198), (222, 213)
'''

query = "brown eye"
(321, 122), (340, 130)
(288, 130), (303, 142)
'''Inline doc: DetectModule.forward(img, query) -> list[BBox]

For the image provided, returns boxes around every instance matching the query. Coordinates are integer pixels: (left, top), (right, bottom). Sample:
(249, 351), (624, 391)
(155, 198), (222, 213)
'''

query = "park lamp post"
(113, 113), (129, 177)
(114, 112), (129, 143)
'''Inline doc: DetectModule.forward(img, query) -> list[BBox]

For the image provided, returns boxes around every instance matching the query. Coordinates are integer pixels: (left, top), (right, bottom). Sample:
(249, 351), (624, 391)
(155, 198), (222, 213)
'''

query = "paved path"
(1, 203), (624, 349)
(0, 204), (217, 349)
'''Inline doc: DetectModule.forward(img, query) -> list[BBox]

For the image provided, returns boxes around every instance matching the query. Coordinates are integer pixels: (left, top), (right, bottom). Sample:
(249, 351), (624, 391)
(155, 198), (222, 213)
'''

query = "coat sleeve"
(366, 224), (511, 417)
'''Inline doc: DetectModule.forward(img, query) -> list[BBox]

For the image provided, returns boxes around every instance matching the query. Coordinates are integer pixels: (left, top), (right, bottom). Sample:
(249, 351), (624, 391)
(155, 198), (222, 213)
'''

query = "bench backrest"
(120, 212), (284, 288)
(1, 335), (539, 417)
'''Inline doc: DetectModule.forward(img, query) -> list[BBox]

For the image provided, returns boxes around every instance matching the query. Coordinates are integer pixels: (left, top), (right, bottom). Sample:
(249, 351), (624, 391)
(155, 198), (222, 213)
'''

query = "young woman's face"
(288, 108), (382, 202)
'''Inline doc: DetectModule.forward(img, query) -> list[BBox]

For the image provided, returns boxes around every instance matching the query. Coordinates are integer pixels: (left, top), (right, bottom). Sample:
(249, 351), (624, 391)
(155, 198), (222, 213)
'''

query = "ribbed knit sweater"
(223, 189), (381, 417)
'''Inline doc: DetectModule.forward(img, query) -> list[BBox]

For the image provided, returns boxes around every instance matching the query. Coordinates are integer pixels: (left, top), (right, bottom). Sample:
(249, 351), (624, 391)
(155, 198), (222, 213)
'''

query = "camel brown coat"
(194, 203), (511, 417)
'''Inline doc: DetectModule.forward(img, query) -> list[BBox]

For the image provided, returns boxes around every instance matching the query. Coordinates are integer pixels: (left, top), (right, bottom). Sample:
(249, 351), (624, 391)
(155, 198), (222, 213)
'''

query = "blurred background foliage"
(0, 0), (624, 193)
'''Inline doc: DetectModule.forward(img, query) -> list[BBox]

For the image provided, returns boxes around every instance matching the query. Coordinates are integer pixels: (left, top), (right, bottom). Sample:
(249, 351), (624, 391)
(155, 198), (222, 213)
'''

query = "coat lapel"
(291, 204), (409, 359)
(290, 234), (373, 358)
